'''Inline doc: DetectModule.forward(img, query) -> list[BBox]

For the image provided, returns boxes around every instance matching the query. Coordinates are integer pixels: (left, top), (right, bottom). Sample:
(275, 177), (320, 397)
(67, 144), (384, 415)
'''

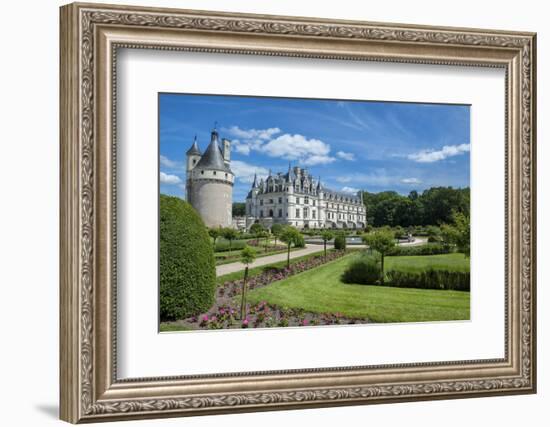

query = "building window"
(278, 197), (282, 204)
(225, 173), (228, 178)
(278, 209), (282, 217)
(260, 210), (264, 218)
(313, 200), (316, 206)
(260, 199), (263, 206)
(296, 197), (300, 204)
(304, 208), (309, 218)
(312, 210), (316, 219)
(269, 199), (274, 204)
(193, 159), (196, 165)
(305, 196), (309, 204)
(269, 209), (274, 217)
(213, 171), (216, 175)
(296, 209), (300, 218)
(201, 170), (204, 175)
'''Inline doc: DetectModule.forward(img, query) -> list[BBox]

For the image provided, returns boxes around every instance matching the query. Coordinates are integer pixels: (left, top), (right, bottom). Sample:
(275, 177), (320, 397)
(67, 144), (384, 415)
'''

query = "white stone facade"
(245, 166), (366, 230)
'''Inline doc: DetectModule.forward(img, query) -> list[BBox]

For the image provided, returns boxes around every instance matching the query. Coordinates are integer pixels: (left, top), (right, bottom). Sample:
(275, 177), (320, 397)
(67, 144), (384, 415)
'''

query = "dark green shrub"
(342, 254), (381, 285)
(427, 236), (442, 243)
(387, 243), (452, 256)
(215, 240), (248, 252)
(334, 233), (347, 250)
(160, 195), (216, 321)
(294, 233), (306, 248)
(386, 269), (470, 291)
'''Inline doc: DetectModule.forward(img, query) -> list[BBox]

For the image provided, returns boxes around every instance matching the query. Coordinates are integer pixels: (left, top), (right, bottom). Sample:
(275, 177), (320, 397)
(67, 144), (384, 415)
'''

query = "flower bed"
(181, 301), (366, 330)
(168, 250), (368, 330)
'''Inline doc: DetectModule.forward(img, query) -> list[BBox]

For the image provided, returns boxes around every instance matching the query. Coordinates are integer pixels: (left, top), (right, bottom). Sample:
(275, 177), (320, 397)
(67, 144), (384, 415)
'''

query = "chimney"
(222, 138), (231, 165)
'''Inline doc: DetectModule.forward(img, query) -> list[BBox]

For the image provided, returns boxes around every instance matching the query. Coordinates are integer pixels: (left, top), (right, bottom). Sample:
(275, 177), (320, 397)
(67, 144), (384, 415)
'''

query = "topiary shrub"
(294, 233), (306, 248)
(334, 233), (347, 250)
(342, 254), (381, 285)
(387, 243), (452, 256)
(160, 195), (216, 321)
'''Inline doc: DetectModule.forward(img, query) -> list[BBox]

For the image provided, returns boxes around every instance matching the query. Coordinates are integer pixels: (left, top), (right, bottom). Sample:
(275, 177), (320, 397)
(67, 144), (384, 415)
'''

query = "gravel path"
(216, 244), (327, 276)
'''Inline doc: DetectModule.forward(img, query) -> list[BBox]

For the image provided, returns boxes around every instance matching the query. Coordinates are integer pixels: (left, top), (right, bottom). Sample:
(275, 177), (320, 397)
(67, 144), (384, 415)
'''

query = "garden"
(159, 195), (471, 332)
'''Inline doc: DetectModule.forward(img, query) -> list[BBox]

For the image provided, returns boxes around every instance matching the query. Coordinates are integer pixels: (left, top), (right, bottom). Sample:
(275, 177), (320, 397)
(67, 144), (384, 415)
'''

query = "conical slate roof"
(194, 130), (232, 172)
(186, 136), (201, 156)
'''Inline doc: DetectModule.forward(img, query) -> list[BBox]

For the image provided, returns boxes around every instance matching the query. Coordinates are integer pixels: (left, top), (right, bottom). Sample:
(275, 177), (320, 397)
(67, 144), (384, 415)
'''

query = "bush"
(334, 233), (347, 250)
(427, 235), (442, 243)
(387, 243), (452, 256)
(160, 195), (216, 321)
(386, 269), (470, 291)
(341, 254), (381, 285)
(215, 240), (248, 252)
(294, 233), (306, 248)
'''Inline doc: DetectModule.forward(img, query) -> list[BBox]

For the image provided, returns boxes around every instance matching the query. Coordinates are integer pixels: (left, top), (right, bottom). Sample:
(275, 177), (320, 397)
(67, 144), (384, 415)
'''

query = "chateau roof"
(195, 130), (232, 173)
(186, 136), (201, 156)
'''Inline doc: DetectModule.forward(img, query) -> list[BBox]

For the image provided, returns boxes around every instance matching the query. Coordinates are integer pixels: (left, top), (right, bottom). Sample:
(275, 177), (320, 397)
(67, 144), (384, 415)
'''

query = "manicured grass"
(216, 248), (331, 285)
(246, 253), (470, 323)
(385, 252), (469, 273)
(215, 246), (296, 266)
(159, 323), (192, 332)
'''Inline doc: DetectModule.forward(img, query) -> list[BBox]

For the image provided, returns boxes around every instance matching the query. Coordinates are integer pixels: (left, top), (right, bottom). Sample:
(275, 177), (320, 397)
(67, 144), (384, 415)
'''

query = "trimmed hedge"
(341, 254), (381, 285)
(334, 234), (347, 250)
(294, 233), (306, 248)
(215, 240), (248, 253)
(387, 243), (452, 257)
(386, 269), (470, 291)
(160, 195), (216, 321)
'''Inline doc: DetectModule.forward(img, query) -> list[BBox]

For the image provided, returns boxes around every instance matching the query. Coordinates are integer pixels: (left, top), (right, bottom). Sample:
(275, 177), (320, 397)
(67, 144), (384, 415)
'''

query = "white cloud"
(232, 140), (251, 155)
(336, 176), (352, 184)
(160, 155), (181, 169)
(231, 160), (269, 184)
(261, 134), (335, 165)
(336, 151), (356, 161)
(408, 143), (470, 163)
(341, 186), (360, 194)
(160, 172), (182, 184)
(401, 177), (422, 185)
(223, 126), (281, 141)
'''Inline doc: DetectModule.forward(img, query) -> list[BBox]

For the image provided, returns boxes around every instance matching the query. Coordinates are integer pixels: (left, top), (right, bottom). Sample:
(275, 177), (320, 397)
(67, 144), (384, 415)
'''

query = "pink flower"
(202, 315), (209, 322)
(242, 319), (249, 328)
(301, 319), (309, 326)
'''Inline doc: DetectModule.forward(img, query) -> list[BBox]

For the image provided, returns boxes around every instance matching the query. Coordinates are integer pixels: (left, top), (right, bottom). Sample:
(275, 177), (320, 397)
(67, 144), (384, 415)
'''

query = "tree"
(271, 223), (284, 247)
(232, 202), (246, 216)
(249, 223), (265, 245)
(208, 227), (220, 250)
(320, 230), (334, 258)
(441, 212), (470, 257)
(279, 226), (302, 268)
(258, 229), (270, 252)
(362, 229), (396, 284)
(221, 227), (238, 257)
(239, 246), (257, 320)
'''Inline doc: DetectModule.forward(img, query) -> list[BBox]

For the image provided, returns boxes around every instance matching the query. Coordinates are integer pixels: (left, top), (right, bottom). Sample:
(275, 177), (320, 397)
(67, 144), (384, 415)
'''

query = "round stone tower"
(186, 129), (234, 228)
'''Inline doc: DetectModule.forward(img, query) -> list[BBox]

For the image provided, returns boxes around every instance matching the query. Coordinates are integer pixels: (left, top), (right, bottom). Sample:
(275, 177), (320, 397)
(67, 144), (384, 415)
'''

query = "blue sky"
(159, 93), (470, 202)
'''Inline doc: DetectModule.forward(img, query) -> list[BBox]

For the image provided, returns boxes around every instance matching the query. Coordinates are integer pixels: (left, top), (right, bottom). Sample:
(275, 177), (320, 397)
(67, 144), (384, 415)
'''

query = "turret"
(186, 136), (201, 172)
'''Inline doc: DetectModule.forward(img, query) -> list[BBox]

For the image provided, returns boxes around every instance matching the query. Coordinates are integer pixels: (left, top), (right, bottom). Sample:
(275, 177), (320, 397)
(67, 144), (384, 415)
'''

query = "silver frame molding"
(60, 2), (537, 423)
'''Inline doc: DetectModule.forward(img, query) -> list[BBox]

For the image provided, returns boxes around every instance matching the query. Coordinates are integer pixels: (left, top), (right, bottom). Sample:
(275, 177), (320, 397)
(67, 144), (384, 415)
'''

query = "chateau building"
(245, 165), (366, 230)
(185, 128), (234, 228)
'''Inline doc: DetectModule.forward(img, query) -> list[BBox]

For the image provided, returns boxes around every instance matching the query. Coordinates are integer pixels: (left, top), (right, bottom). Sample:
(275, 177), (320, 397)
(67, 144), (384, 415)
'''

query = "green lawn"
(159, 323), (192, 332)
(246, 252), (470, 323)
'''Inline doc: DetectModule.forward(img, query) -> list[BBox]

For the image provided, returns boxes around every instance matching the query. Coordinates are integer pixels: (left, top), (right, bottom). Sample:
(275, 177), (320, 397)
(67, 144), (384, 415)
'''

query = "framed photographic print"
(60, 2), (537, 423)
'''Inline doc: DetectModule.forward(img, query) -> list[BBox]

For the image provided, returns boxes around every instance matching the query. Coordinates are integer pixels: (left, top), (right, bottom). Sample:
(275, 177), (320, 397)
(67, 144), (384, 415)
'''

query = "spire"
(252, 172), (257, 188)
(317, 176), (321, 190)
(195, 129), (231, 172)
(186, 135), (201, 156)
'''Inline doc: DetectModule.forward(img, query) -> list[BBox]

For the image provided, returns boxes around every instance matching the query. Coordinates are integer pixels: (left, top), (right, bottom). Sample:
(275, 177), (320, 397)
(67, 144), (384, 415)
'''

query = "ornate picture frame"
(60, 2), (536, 423)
